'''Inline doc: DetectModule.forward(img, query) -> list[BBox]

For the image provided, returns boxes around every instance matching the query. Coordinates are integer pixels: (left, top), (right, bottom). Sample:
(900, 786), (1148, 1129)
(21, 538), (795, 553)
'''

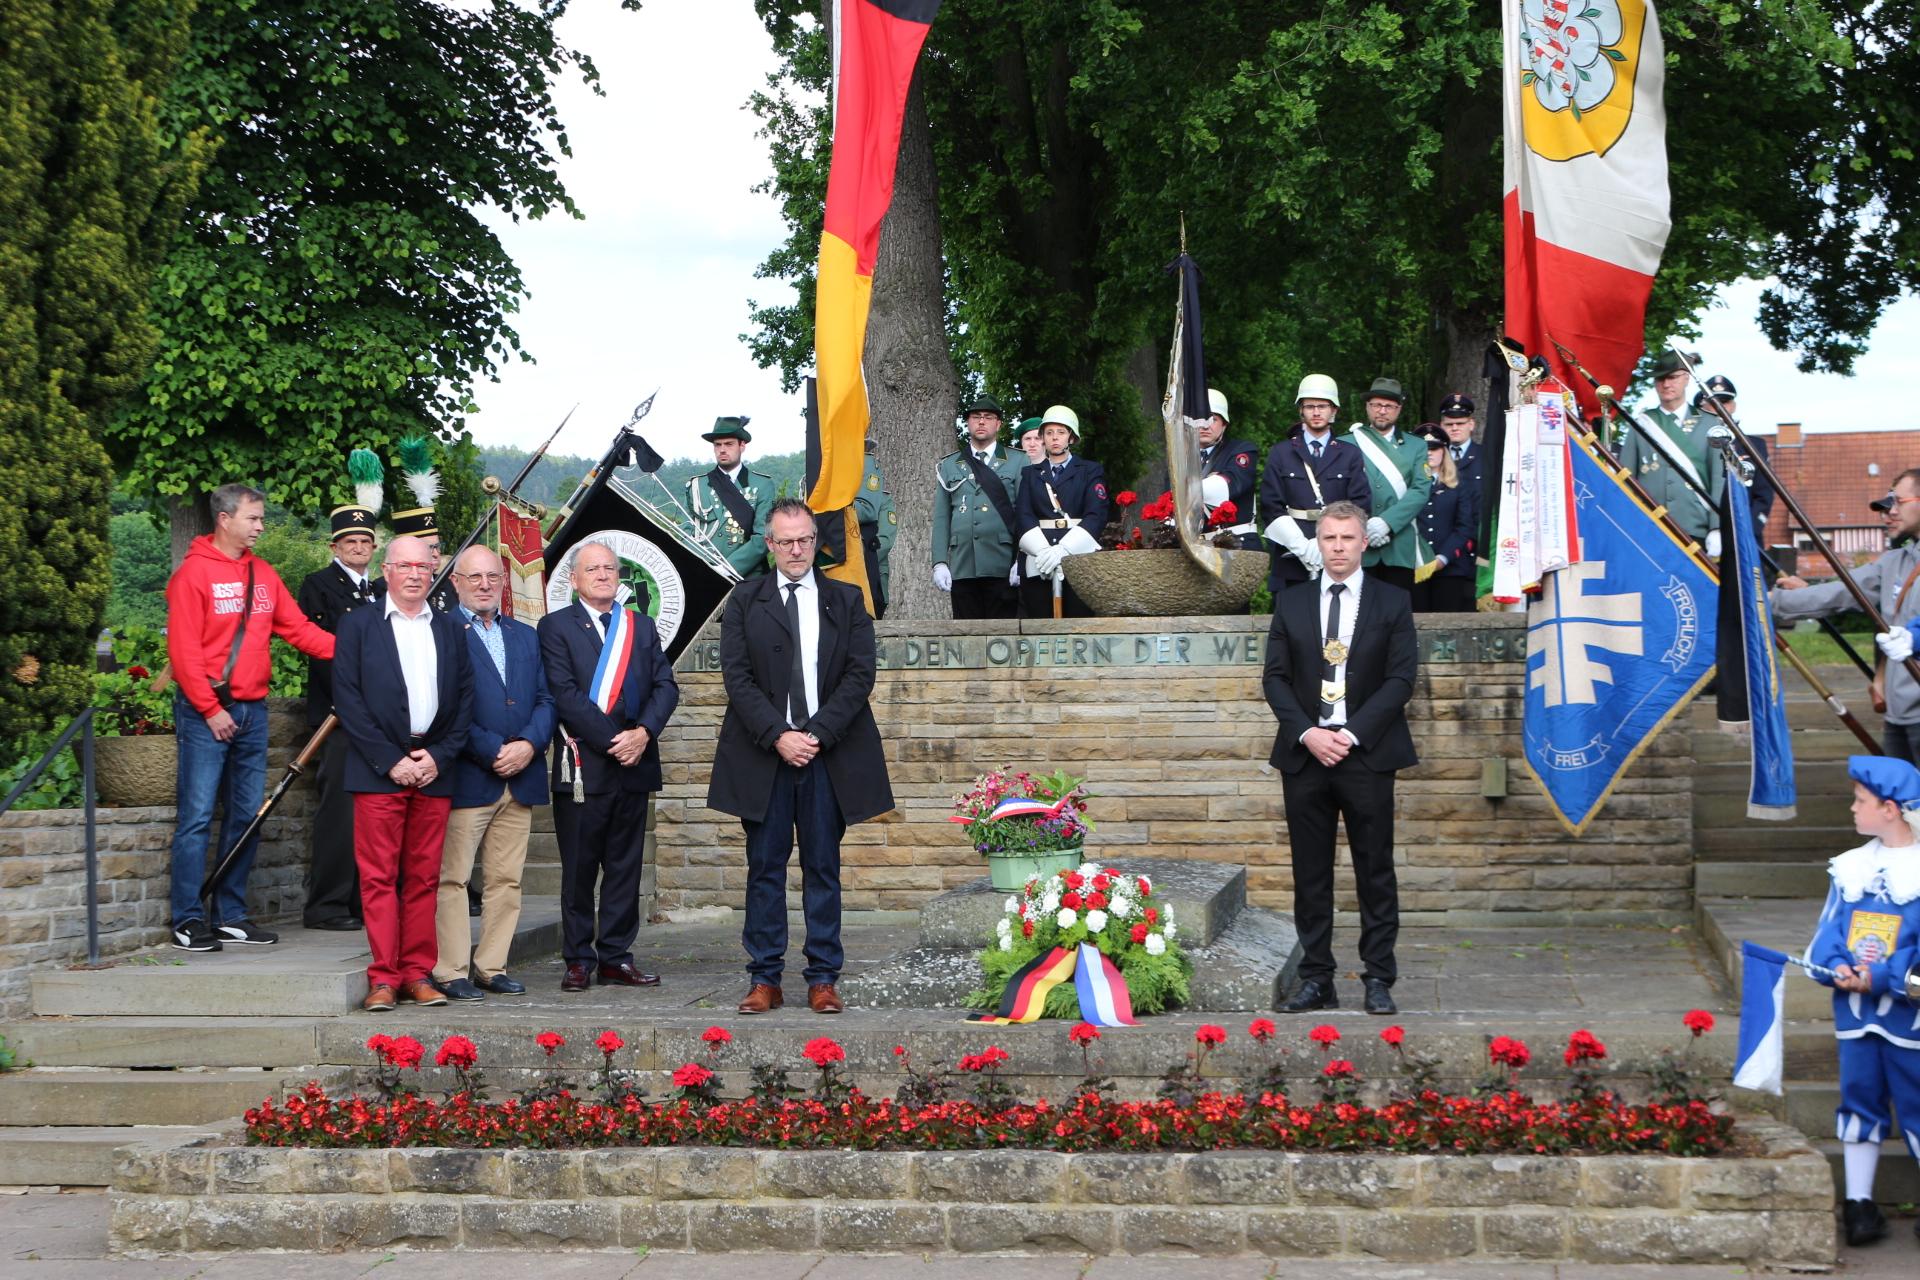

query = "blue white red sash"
(589, 607), (636, 714)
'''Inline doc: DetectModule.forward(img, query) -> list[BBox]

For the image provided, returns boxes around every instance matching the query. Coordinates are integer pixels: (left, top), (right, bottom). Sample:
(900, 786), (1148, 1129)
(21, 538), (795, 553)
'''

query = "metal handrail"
(0, 708), (99, 964)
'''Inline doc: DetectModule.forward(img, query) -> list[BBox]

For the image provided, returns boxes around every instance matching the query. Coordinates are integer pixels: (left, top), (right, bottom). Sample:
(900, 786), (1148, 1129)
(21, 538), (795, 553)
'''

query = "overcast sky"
(463, 5), (1915, 466)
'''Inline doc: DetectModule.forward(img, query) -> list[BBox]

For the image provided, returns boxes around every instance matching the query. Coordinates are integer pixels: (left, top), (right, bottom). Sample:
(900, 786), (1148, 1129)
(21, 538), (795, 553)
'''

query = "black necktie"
(1201, 447), (1212, 464)
(975, 451), (988, 464)
(784, 583), (810, 728)
(1310, 439), (1324, 459)
(599, 610), (613, 634)
(1318, 583), (1345, 720)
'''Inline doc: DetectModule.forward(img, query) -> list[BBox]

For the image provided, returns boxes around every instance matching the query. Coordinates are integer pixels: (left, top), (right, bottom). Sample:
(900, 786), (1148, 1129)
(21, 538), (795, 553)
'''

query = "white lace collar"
(1829, 838), (1920, 905)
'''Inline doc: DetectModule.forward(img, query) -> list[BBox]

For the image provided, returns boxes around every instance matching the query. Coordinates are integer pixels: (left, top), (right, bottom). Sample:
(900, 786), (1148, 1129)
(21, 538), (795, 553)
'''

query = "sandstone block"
(946, 1205), (1116, 1254)
(620, 1201), (692, 1250)
(583, 1148), (659, 1197)
(462, 1197), (620, 1248)
(1481, 1208), (1570, 1257)
(918, 1150), (1068, 1202)
(1068, 1153), (1189, 1204)
(108, 1193), (188, 1253)
(1765, 1210), (1839, 1267)
(1425, 1155), (1578, 1207)
(506, 1150), (584, 1199)
(655, 1147), (757, 1200)
(183, 1195), (324, 1251)
(389, 1148), (509, 1196)
(1685, 1156), (1832, 1211)
(1116, 1206), (1247, 1255)
(756, 1150), (913, 1200)
(1292, 1154), (1417, 1207)
(1184, 1152), (1292, 1205)
(1348, 1209), (1476, 1260)
(1243, 1208), (1345, 1256)
(288, 1148), (390, 1195)
(1571, 1210), (1769, 1263)
(318, 1195), (460, 1249)
(1579, 1158), (1683, 1208)
(211, 1147), (296, 1194)
(687, 1201), (817, 1250)
(819, 1202), (946, 1251)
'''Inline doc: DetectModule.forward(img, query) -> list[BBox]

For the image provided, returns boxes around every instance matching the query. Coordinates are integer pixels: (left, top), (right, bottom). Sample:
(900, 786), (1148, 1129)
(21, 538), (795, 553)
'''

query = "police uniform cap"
(1413, 423), (1448, 449)
(701, 416), (753, 444)
(329, 504), (377, 542)
(1692, 374), (1737, 407)
(960, 394), (1005, 420)
(1848, 755), (1920, 810)
(1438, 392), (1476, 419)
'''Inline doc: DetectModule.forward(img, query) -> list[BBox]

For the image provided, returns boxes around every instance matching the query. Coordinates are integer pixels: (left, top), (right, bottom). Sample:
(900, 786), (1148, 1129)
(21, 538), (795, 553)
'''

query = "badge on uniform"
(1846, 909), (1900, 964)
(1236, 453), (1250, 467)
(1319, 680), (1346, 705)
(1322, 639), (1349, 665)
(1094, 482), (1107, 499)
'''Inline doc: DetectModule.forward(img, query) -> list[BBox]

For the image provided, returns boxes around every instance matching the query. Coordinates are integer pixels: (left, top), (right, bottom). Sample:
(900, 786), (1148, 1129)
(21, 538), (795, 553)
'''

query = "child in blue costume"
(1806, 754), (1920, 1246)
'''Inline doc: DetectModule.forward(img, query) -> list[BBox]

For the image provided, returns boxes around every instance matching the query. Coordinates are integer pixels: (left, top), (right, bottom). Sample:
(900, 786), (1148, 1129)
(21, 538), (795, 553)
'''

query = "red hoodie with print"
(166, 536), (336, 721)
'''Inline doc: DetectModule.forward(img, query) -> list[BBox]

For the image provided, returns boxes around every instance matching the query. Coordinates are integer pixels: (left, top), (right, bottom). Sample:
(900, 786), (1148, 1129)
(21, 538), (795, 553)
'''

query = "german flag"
(808, 0), (942, 518)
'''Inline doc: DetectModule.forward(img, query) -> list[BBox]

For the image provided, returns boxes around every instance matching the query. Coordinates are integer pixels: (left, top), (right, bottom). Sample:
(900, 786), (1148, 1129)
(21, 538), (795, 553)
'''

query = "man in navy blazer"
(331, 535), (474, 1012)
(1014, 406), (1109, 617)
(538, 539), (680, 993)
(428, 546), (555, 1002)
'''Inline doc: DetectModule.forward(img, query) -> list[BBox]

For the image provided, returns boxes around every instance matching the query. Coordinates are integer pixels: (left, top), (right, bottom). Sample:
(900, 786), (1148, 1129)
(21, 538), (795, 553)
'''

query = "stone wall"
(0, 700), (313, 1019)
(110, 1118), (1831, 1265)
(657, 613), (1695, 922)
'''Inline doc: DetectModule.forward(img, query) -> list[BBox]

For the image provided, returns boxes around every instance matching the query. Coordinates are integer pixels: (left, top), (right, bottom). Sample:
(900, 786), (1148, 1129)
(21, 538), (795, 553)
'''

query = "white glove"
(1704, 530), (1723, 560)
(1297, 542), (1324, 574)
(1264, 515), (1323, 573)
(1008, 564), (1021, 587)
(1200, 474), (1229, 508)
(1365, 517), (1391, 547)
(1032, 544), (1066, 577)
(1058, 526), (1100, 557)
(932, 563), (953, 592)
(1877, 628), (1915, 663)
(1018, 527), (1051, 575)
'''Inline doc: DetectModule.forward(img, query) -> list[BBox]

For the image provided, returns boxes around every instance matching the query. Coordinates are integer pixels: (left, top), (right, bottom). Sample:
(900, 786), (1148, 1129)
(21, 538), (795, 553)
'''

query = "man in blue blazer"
(538, 539), (680, 992)
(330, 535), (474, 1012)
(427, 546), (555, 1002)
(1014, 405), (1109, 617)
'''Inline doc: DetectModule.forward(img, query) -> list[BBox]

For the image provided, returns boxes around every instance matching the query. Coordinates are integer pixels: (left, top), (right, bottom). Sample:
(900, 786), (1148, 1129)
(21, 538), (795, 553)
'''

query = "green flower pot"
(985, 847), (1084, 892)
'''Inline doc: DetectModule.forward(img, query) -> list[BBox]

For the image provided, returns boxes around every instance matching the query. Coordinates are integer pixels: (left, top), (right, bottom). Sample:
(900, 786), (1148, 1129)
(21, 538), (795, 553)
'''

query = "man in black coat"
(296, 503), (379, 930)
(708, 499), (894, 1016)
(1014, 405), (1109, 617)
(1263, 500), (1418, 1017)
(538, 539), (680, 993)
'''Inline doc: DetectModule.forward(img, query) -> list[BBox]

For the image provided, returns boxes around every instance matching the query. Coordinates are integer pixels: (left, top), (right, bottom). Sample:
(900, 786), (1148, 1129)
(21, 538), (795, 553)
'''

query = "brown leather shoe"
(561, 962), (593, 992)
(398, 979), (447, 1007)
(362, 984), (397, 1012)
(737, 982), (783, 1014)
(597, 961), (660, 987)
(807, 983), (844, 1014)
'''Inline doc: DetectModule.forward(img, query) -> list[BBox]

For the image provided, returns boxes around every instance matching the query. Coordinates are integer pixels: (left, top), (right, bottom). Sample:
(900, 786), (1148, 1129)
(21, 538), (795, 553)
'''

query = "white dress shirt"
(1316, 570), (1362, 743)
(779, 569), (822, 729)
(333, 558), (368, 591)
(384, 595), (439, 735)
(1302, 427), (1332, 457)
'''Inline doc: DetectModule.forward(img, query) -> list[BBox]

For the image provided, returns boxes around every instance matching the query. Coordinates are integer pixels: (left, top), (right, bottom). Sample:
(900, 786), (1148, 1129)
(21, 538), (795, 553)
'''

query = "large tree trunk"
(169, 492), (212, 568)
(864, 71), (958, 622)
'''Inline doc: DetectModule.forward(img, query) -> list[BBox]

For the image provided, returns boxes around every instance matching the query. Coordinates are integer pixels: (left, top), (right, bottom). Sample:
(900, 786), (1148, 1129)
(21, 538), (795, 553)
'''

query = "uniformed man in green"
(1619, 348), (1725, 554)
(931, 394), (1023, 618)
(1347, 377), (1433, 593)
(686, 416), (775, 581)
(855, 439), (898, 612)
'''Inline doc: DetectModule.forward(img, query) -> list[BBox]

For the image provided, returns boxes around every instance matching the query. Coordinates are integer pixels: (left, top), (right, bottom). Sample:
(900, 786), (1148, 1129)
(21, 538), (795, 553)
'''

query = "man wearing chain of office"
(686, 417), (776, 581)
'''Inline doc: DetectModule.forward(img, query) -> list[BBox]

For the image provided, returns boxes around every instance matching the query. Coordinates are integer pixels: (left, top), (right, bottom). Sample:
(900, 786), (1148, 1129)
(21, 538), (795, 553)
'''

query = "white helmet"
(1296, 374), (1339, 407)
(1041, 404), (1080, 437)
(1207, 388), (1230, 421)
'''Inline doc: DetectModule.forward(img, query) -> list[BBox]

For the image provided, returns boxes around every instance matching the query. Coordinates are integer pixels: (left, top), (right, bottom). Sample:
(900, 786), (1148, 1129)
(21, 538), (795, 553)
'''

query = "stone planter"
(1063, 548), (1265, 617)
(93, 734), (176, 808)
(109, 1117), (1834, 1264)
(983, 846), (1082, 891)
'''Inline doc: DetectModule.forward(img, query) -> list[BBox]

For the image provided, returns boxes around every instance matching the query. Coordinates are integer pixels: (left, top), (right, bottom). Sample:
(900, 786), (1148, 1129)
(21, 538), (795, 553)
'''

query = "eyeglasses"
(769, 536), (816, 550)
(386, 561), (434, 575)
(456, 572), (505, 585)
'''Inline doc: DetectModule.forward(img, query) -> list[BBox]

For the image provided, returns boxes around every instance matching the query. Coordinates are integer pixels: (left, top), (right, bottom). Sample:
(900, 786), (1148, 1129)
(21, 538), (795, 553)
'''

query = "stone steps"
(1695, 825), (1855, 859)
(1693, 863), (1830, 899)
(1697, 897), (1830, 1021)
(0, 1067), (341, 1127)
(0, 1018), (320, 1068)
(0, 1124), (218, 1187)
(1819, 1139), (1920, 1206)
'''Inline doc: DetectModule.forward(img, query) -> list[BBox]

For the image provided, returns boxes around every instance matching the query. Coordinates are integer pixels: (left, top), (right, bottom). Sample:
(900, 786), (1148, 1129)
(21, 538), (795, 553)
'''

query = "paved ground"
(4, 1189), (1916, 1277)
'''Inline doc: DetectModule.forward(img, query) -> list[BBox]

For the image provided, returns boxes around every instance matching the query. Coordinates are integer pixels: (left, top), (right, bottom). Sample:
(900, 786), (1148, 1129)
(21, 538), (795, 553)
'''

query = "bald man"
(331, 534), (475, 1012)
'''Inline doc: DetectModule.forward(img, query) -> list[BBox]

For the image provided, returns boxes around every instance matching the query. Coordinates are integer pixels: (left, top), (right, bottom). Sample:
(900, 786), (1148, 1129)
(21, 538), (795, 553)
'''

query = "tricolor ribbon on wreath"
(967, 943), (1139, 1027)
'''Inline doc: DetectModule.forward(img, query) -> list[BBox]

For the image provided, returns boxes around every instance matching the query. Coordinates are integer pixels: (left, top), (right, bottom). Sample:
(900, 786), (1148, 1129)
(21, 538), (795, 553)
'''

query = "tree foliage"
(106, 0), (630, 531)
(0, 0), (206, 744)
(746, 2), (1919, 479)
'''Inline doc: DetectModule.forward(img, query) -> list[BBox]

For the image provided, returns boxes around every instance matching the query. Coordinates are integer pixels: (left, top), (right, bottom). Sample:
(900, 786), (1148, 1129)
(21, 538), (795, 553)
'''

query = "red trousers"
(353, 791), (451, 988)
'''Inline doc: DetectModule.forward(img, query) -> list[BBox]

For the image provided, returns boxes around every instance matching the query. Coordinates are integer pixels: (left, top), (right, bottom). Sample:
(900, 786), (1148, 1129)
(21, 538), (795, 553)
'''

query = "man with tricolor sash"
(686, 417), (776, 581)
(1347, 377), (1433, 593)
(538, 540), (680, 994)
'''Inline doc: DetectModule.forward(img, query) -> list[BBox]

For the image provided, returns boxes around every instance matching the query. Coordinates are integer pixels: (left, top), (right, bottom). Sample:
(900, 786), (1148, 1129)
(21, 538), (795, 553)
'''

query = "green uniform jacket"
(930, 445), (1023, 580)
(1348, 425), (1434, 571)
(854, 456), (897, 596)
(1617, 408), (1724, 541)
(687, 465), (776, 579)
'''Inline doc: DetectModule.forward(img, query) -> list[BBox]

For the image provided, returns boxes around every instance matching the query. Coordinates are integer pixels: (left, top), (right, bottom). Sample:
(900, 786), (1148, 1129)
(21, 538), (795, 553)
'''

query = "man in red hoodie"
(167, 484), (336, 952)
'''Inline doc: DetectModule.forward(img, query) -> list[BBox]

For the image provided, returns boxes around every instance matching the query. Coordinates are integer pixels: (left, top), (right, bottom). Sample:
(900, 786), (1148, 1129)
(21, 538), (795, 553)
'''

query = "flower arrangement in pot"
(1100, 490), (1244, 552)
(91, 626), (178, 807)
(950, 766), (1093, 891)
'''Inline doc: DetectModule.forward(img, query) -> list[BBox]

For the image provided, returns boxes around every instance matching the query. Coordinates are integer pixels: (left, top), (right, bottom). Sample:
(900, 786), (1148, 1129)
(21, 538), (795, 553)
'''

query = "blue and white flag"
(1713, 464), (1795, 818)
(1523, 429), (1717, 833)
(1732, 941), (1791, 1095)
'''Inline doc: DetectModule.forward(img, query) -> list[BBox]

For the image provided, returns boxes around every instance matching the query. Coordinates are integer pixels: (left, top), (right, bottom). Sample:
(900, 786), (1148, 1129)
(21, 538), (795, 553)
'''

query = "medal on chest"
(1322, 639), (1349, 665)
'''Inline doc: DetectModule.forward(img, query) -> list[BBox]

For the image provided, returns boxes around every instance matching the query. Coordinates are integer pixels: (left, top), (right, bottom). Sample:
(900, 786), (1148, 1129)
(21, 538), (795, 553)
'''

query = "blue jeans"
(169, 695), (268, 928)
(741, 760), (845, 986)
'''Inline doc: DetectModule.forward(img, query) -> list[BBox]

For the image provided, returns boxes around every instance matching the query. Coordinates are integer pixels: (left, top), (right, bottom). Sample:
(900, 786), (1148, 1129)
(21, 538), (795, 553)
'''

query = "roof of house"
(1761, 425), (1914, 528)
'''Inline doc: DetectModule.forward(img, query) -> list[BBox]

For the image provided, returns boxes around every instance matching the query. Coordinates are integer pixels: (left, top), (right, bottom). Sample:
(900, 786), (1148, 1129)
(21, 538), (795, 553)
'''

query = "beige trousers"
(433, 793), (532, 982)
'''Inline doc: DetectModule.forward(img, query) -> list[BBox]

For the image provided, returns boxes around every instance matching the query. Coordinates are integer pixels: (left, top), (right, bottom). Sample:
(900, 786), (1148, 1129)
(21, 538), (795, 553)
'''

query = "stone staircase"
(1692, 660), (1918, 1206)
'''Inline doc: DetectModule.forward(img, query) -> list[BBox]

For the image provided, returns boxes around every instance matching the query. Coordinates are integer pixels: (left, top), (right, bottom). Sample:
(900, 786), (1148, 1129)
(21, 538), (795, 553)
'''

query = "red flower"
(1143, 907), (1159, 924)
(1129, 923), (1149, 944)
(1206, 500), (1239, 528)
(671, 1062), (714, 1089)
(434, 1035), (478, 1071)
(1248, 1018), (1277, 1043)
(535, 1031), (565, 1057)
(1061, 891), (1083, 910)
(596, 1030), (625, 1056)
(1069, 1023), (1101, 1046)
(1116, 490), (1138, 507)
(383, 1036), (423, 1070)
(802, 1037), (846, 1068)
(1322, 1059), (1355, 1078)
(893, 1044), (908, 1057)
(127, 665), (150, 680)
(1682, 1009), (1715, 1037)
(1086, 891), (1108, 911)
(979, 1045), (1009, 1067)
(1063, 871), (1084, 890)
(1380, 1025), (1405, 1047)
(1309, 1024), (1341, 1047)
(700, 1026), (733, 1047)
(1564, 1030), (1607, 1064)
(1093, 873), (1114, 891)
(1489, 1036), (1531, 1069)
(1022, 920), (1035, 938)
(1136, 876), (1152, 898)
(1195, 1025), (1227, 1047)
(366, 1033), (393, 1058)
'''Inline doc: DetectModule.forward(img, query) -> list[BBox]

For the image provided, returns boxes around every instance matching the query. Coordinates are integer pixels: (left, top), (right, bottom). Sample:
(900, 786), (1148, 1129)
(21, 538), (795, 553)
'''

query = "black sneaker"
(216, 921), (279, 946)
(1843, 1197), (1888, 1246)
(171, 920), (222, 952)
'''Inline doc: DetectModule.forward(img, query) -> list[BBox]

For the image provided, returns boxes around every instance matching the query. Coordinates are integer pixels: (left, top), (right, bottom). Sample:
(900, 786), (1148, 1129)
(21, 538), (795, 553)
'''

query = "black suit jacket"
(1263, 574), (1418, 774)
(705, 572), (894, 826)
(538, 601), (679, 795)
(331, 604), (474, 796)
(297, 562), (376, 726)
(1014, 456), (1109, 542)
